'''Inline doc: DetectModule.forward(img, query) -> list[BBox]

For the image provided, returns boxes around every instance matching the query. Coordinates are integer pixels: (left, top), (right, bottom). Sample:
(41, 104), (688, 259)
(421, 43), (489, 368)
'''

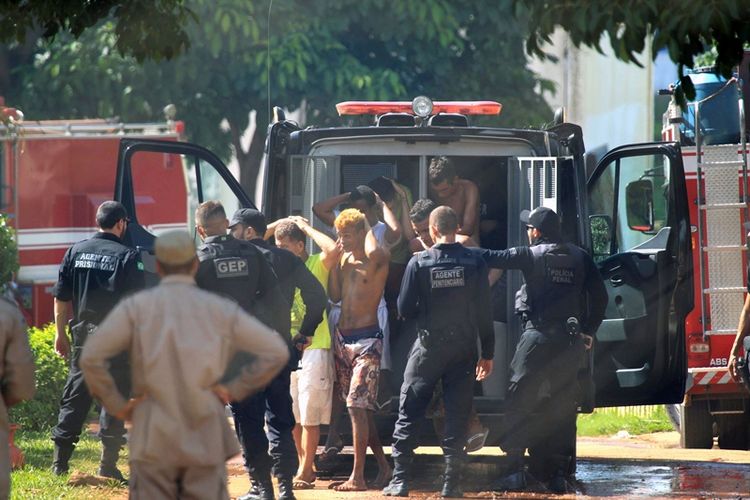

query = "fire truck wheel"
(716, 414), (749, 450)
(679, 401), (713, 449)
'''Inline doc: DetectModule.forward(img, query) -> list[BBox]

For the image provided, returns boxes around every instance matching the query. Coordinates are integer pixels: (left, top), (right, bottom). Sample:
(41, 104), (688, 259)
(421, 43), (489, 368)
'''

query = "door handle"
(609, 275), (624, 286)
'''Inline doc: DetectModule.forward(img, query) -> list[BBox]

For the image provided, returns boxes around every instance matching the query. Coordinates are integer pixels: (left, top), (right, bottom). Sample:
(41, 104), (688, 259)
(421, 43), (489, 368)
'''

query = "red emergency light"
(336, 100), (502, 116)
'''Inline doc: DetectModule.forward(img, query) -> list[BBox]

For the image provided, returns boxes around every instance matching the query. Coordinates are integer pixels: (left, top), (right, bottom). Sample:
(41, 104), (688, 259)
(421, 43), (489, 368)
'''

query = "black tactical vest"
(514, 242), (586, 324)
(415, 245), (482, 336)
(196, 235), (263, 314)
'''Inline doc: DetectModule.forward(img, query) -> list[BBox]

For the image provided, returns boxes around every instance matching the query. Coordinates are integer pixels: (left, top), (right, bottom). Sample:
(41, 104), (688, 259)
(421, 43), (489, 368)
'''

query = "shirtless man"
(429, 156), (480, 242)
(328, 208), (392, 491)
(407, 198), (477, 252)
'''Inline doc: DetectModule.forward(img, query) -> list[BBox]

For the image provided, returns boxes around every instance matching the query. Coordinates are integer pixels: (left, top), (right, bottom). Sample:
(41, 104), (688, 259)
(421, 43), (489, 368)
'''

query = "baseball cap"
(154, 230), (196, 266)
(520, 206), (561, 237)
(96, 201), (129, 229)
(229, 208), (267, 235)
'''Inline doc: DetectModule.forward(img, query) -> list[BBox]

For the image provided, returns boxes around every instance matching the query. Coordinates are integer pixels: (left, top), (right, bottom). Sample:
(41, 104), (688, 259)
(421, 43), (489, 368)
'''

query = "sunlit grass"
(578, 405), (674, 436)
(10, 428), (128, 499)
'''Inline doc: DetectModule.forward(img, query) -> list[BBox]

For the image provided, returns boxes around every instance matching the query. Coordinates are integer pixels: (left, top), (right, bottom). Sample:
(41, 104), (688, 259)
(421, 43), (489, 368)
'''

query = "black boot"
(383, 457), (411, 497)
(239, 474), (275, 500)
(492, 450), (526, 492)
(52, 444), (74, 476)
(98, 443), (126, 483)
(440, 457), (464, 498)
(547, 455), (573, 494)
(277, 476), (295, 500)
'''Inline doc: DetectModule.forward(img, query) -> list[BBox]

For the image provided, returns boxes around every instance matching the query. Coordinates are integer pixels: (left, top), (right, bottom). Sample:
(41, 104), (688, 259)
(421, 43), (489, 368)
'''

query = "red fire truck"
(0, 105), (185, 326)
(661, 60), (750, 449)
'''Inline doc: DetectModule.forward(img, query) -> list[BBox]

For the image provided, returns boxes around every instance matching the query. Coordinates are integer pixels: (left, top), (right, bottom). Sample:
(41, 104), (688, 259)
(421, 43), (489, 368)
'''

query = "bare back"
(434, 179), (479, 241)
(337, 252), (388, 330)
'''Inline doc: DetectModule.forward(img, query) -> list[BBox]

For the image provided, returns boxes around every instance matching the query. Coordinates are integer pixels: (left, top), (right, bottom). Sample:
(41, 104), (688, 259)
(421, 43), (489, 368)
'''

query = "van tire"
(680, 401), (713, 449)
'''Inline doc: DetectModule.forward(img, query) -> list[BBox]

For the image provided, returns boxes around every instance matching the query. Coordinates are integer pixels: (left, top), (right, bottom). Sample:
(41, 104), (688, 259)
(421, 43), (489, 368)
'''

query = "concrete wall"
(529, 29), (654, 161)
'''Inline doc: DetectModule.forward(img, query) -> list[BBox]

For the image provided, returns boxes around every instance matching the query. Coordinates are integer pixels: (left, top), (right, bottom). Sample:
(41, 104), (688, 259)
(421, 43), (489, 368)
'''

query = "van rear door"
(586, 142), (692, 406)
(114, 138), (254, 282)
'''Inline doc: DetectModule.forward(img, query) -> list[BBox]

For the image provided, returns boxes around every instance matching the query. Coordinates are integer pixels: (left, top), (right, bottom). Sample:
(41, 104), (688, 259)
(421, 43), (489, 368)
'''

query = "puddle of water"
(577, 460), (750, 498)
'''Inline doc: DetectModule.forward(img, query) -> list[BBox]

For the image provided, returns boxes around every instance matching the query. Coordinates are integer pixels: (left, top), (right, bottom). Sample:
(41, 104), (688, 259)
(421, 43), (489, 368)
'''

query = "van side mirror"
(625, 179), (655, 232)
(589, 214), (613, 259)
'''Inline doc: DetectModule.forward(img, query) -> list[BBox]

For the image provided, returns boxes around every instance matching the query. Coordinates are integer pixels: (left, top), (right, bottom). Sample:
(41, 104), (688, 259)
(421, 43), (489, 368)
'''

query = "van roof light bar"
(336, 100), (502, 116)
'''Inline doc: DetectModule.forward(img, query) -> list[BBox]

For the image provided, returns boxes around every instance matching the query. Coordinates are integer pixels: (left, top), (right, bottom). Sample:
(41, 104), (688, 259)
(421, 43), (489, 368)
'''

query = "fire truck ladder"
(695, 78), (750, 336)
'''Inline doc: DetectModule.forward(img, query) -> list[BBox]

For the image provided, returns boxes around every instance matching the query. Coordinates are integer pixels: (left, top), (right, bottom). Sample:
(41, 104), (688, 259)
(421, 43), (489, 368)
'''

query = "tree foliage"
(0, 214), (19, 286)
(0, 0), (193, 61)
(515, 0), (750, 104)
(3, 0), (552, 193)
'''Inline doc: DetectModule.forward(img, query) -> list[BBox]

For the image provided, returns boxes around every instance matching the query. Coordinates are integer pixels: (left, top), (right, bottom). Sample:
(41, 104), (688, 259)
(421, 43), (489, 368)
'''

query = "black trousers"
(391, 336), (475, 461)
(500, 327), (584, 462)
(231, 366), (298, 480)
(51, 337), (130, 449)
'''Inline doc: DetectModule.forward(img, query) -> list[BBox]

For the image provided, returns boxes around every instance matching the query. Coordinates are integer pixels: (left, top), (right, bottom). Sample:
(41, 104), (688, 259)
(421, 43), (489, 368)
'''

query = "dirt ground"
(224, 432), (750, 499)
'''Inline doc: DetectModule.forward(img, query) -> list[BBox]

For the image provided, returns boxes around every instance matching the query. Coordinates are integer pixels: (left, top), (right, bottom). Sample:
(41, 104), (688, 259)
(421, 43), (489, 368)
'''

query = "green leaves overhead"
(515, 0), (750, 104)
(4, 0), (552, 191)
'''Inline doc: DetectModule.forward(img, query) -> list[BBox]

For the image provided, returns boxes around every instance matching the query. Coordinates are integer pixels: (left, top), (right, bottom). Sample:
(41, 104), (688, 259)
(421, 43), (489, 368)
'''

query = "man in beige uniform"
(80, 230), (289, 499)
(1, 294), (36, 499)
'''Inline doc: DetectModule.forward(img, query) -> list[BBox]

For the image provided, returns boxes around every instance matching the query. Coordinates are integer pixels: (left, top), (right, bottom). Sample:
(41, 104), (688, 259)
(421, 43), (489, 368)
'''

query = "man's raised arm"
(313, 193), (350, 227)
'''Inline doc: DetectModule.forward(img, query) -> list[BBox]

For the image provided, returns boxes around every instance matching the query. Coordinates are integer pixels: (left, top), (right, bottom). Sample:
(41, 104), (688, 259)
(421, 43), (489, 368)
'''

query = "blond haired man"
(328, 209), (392, 491)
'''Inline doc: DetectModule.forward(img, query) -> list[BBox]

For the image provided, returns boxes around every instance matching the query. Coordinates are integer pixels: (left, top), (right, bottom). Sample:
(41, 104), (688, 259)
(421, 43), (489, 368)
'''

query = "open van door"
(114, 138), (254, 282)
(587, 142), (693, 406)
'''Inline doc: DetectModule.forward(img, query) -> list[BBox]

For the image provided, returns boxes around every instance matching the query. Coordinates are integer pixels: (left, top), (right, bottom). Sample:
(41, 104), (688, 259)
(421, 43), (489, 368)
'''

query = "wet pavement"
(228, 452), (750, 499)
(224, 431), (750, 498)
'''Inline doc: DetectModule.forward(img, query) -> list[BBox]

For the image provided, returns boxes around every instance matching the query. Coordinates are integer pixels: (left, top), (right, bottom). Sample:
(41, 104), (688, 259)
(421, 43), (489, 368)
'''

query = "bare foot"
(370, 463), (393, 489)
(331, 478), (367, 491)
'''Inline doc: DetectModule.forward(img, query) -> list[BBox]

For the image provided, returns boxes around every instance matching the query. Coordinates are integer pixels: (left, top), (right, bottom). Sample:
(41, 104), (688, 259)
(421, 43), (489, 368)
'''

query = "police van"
(114, 97), (693, 439)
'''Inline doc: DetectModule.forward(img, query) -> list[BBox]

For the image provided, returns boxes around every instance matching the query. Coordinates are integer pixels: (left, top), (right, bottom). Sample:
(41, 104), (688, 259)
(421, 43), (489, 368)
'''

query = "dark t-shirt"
(53, 232), (144, 324)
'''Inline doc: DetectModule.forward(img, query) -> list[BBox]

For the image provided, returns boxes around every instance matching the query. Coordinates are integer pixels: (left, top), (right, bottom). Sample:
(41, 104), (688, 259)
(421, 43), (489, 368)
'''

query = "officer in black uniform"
(51, 201), (144, 480)
(482, 207), (607, 494)
(192, 201), (297, 500)
(228, 208), (327, 500)
(383, 206), (494, 498)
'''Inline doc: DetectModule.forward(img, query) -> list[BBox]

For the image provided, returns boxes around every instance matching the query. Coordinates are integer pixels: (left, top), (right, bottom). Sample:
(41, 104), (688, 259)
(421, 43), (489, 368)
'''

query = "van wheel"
(716, 414), (749, 450)
(680, 401), (713, 449)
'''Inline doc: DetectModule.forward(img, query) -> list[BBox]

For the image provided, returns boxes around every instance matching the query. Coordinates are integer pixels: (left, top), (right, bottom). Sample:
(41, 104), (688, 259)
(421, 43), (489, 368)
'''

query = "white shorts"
(290, 348), (333, 426)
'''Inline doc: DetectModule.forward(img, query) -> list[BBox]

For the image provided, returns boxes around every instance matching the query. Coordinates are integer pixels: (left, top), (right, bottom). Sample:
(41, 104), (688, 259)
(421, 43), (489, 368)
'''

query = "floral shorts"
(333, 326), (383, 411)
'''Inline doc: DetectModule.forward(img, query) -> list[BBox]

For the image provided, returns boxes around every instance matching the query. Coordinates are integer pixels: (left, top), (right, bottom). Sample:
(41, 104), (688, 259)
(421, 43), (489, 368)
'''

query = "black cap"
(520, 206), (560, 237)
(96, 201), (129, 229)
(229, 208), (267, 235)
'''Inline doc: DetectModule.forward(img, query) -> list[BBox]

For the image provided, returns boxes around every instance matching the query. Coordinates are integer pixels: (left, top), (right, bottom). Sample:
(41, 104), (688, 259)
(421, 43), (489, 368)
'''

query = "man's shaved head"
(195, 201), (228, 237)
(429, 205), (458, 236)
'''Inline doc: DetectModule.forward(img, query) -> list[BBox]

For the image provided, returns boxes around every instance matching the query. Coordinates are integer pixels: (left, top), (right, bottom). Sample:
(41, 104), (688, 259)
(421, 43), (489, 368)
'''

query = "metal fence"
(594, 405), (665, 418)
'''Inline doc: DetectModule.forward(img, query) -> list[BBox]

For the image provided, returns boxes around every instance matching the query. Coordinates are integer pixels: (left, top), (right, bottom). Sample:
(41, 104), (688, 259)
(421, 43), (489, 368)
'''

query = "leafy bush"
(0, 213), (18, 287)
(10, 324), (68, 431)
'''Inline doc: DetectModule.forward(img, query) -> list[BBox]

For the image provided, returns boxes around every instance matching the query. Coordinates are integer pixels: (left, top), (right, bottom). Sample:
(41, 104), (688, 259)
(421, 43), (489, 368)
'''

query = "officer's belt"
(521, 315), (570, 333)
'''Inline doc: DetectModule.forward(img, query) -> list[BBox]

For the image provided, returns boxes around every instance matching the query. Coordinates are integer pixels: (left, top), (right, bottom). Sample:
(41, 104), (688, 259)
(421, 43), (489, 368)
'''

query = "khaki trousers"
(129, 460), (228, 500)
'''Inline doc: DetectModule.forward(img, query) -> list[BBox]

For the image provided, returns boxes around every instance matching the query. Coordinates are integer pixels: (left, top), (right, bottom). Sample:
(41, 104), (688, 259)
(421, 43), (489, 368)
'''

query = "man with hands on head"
(80, 230), (289, 500)
(269, 215), (341, 489)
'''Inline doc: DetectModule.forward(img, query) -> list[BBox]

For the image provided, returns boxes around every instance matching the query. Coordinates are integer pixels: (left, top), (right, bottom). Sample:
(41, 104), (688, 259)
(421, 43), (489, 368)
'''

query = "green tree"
(515, 0), (750, 104)
(0, 213), (18, 287)
(0, 0), (193, 62)
(5, 0), (552, 195)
